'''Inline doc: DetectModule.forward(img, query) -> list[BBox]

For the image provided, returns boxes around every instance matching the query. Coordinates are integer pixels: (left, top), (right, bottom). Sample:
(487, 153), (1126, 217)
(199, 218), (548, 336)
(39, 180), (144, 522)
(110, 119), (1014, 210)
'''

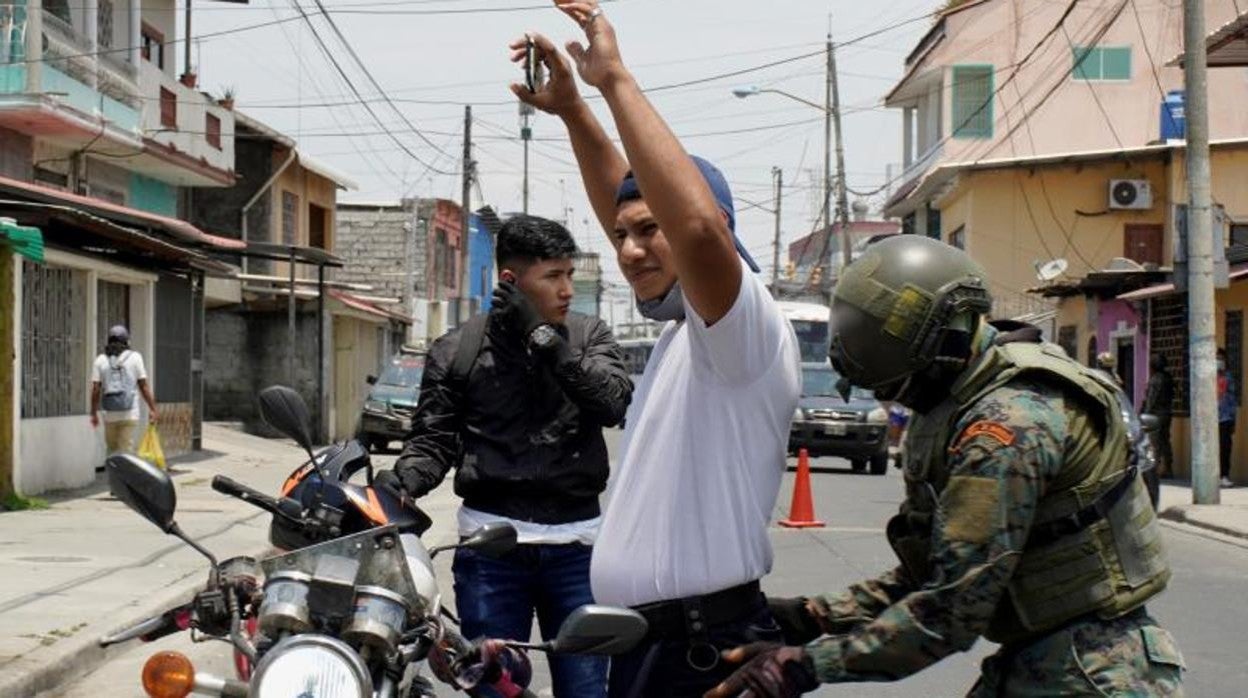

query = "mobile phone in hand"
(524, 35), (545, 93)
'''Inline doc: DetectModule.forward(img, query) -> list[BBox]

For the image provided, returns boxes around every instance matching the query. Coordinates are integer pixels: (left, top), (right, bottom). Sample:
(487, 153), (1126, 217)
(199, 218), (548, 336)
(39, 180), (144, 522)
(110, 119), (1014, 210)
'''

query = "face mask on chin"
(636, 281), (686, 322)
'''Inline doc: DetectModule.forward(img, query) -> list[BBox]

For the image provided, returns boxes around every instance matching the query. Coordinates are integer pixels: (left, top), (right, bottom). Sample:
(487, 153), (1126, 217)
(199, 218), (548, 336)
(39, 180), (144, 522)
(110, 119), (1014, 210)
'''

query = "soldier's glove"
(703, 642), (819, 698)
(492, 281), (546, 339)
(766, 597), (824, 645)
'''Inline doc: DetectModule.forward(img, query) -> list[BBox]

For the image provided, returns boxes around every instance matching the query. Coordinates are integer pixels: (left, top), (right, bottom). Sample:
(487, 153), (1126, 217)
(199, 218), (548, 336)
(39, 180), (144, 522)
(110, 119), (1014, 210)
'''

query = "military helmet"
(830, 235), (992, 391)
(1097, 351), (1117, 369)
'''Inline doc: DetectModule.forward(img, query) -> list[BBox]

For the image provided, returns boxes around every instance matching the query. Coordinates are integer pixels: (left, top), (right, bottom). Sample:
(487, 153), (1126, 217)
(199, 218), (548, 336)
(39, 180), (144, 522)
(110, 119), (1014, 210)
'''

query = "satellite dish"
(1105, 257), (1146, 272)
(1036, 258), (1069, 282)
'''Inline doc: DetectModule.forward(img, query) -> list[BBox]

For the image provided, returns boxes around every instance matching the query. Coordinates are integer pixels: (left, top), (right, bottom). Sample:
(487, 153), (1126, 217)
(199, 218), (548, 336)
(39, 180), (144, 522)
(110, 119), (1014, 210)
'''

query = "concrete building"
(187, 113), (410, 444)
(883, 0), (1248, 236)
(336, 198), (483, 349)
(0, 0), (241, 497)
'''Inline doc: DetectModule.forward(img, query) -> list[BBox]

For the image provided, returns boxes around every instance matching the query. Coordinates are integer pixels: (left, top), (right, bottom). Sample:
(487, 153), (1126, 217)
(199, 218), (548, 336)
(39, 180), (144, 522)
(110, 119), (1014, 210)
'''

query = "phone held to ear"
(524, 35), (545, 93)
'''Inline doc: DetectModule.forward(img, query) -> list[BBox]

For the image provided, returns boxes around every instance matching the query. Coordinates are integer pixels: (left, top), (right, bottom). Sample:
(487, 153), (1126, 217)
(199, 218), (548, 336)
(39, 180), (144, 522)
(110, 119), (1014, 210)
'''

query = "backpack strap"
(449, 314), (489, 395)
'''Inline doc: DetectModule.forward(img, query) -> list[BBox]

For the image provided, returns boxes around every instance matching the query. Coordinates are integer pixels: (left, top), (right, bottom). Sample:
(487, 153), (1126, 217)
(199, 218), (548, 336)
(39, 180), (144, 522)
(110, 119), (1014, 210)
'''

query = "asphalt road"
(51, 433), (1248, 697)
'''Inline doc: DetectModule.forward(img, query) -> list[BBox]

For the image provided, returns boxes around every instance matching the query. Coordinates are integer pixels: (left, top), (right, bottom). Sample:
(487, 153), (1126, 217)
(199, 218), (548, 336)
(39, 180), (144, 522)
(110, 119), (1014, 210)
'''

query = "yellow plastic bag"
(138, 425), (167, 470)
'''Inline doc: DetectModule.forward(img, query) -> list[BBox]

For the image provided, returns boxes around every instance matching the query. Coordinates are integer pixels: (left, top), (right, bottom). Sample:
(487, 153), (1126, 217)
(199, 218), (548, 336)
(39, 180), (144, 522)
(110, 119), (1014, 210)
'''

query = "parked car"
(789, 362), (890, 474)
(357, 349), (424, 452)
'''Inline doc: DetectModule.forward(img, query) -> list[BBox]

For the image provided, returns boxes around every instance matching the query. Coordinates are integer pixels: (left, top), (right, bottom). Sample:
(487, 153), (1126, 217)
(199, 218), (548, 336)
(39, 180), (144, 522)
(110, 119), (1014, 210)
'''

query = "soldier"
(707, 235), (1184, 698)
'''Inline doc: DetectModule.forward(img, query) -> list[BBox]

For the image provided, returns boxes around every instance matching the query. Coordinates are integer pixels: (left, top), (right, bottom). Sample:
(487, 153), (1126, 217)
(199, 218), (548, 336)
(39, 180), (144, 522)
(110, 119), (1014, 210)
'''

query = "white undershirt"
(590, 262), (801, 607)
(457, 506), (599, 546)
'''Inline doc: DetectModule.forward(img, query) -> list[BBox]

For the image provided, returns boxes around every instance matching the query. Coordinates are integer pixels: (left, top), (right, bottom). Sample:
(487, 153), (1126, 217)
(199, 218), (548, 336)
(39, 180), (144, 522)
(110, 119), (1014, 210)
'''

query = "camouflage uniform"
(801, 332), (1186, 695)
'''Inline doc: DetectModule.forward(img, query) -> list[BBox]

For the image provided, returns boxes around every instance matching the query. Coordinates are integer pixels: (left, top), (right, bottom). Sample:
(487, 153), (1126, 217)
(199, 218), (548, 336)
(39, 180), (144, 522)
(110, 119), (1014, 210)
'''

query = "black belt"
(1026, 468), (1137, 550)
(632, 580), (764, 640)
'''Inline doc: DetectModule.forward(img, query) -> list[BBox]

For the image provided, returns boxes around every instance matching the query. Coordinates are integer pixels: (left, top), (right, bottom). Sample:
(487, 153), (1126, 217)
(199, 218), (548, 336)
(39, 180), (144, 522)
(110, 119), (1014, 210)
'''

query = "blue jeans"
(453, 542), (606, 698)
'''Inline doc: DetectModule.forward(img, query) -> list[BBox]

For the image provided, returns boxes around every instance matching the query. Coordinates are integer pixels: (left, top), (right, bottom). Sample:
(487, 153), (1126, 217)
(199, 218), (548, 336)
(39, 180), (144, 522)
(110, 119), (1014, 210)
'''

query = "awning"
(1117, 266), (1248, 301)
(0, 217), (43, 262)
(328, 289), (412, 324)
(0, 174), (245, 252)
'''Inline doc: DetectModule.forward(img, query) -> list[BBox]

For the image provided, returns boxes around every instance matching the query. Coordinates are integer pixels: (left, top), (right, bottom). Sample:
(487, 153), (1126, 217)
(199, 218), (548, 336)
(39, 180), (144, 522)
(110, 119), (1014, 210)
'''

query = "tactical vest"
(890, 337), (1170, 646)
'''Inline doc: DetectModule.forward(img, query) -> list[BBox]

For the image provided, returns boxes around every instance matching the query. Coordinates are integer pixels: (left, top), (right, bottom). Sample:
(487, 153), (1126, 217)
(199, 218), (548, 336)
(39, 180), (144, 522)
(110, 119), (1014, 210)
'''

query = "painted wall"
(140, 0), (177, 81)
(1096, 299), (1148, 406)
(468, 213), (494, 312)
(270, 159), (341, 279)
(894, 0), (1248, 180)
(138, 60), (234, 174)
(129, 172), (177, 216)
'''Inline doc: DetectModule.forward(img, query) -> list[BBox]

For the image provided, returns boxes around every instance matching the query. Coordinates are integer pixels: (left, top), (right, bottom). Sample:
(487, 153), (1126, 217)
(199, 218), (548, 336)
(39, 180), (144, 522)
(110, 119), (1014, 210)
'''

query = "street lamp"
(731, 35), (851, 282)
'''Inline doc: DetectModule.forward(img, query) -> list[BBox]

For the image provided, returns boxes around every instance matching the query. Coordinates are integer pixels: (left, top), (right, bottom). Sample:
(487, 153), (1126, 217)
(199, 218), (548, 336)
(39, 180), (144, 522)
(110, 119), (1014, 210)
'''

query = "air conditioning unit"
(1108, 179), (1153, 210)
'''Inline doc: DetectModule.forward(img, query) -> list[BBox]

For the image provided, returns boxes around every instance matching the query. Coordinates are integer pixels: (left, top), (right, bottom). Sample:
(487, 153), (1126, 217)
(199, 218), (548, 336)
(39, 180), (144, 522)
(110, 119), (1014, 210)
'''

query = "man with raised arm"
(512, 3), (801, 694)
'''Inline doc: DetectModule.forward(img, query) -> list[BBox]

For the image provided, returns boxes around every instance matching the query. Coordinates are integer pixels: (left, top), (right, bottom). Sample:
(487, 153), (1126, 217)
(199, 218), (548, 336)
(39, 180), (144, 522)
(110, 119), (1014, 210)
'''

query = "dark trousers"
(1221, 420), (1235, 478)
(453, 543), (606, 698)
(1151, 414), (1173, 475)
(607, 600), (781, 697)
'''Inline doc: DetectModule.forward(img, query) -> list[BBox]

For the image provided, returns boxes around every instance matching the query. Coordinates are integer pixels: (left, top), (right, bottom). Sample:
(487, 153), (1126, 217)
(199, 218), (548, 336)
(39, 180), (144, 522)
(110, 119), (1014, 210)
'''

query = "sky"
(191, 0), (940, 321)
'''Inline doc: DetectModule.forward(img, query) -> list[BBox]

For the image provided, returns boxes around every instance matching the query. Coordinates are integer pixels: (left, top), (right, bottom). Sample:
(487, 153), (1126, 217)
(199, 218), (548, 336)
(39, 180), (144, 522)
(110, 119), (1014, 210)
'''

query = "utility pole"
(829, 33), (852, 274)
(771, 167), (783, 290)
(520, 103), (534, 214)
(821, 34), (833, 285)
(460, 105), (474, 325)
(1183, 0), (1219, 504)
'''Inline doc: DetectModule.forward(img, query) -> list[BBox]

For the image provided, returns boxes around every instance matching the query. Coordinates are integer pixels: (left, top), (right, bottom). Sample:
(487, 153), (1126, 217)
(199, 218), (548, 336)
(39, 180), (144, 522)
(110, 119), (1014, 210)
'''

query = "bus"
(777, 300), (832, 364)
(619, 337), (657, 385)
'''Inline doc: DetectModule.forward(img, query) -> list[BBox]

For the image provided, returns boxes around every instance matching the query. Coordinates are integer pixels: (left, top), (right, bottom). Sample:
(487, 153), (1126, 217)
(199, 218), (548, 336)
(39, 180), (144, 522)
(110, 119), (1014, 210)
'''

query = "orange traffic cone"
(780, 448), (825, 528)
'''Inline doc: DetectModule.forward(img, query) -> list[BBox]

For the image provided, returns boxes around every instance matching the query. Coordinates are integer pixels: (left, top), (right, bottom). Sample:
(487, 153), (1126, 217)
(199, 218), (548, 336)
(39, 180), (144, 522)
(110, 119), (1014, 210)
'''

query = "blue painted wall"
(129, 174), (177, 217)
(468, 213), (494, 312)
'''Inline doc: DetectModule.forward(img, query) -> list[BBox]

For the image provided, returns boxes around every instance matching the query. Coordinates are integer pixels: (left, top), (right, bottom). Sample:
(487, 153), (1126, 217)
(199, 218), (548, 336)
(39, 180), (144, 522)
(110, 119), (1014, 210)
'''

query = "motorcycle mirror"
(1139, 413), (1160, 433)
(258, 386), (317, 460)
(107, 454), (177, 533)
(550, 605), (649, 655)
(430, 522), (518, 560)
(462, 522), (518, 558)
(366, 375), (378, 386)
(106, 455), (220, 578)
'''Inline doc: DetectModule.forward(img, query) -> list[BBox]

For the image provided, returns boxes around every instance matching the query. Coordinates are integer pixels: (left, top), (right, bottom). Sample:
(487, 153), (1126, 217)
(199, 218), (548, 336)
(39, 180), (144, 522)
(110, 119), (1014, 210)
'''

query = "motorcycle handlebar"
(98, 605), (187, 648)
(211, 475), (273, 506)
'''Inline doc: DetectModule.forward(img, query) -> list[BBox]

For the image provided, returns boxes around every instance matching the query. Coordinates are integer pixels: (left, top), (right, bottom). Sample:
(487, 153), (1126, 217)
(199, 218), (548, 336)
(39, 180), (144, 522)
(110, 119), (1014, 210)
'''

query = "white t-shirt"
(93, 351), (148, 423)
(590, 262), (801, 607)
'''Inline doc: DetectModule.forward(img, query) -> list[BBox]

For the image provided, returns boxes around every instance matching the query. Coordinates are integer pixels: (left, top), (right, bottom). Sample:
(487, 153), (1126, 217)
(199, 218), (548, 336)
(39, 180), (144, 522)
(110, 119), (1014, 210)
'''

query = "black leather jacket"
(394, 312), (631, 525)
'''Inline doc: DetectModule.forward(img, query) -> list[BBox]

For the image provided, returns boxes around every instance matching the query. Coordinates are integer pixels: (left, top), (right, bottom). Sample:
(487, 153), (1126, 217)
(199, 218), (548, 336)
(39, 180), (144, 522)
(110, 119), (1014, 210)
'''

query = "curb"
(1158, 505), (1248, 542)
(0, 574), (202, 698)
(0, 537), (269, 698)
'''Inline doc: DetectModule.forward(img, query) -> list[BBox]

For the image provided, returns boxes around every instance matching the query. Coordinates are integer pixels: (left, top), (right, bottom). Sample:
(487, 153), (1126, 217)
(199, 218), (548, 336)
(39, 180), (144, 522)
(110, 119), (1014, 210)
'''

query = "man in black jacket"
(1142, 354), (1175, 478)
(379, 214), (631, 697)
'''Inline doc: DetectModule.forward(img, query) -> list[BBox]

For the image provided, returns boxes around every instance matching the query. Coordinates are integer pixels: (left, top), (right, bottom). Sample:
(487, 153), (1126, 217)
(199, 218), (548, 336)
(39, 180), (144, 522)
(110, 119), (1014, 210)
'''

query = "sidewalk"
(0, 424), (460, 698)
(1157, 478), (1248, 541)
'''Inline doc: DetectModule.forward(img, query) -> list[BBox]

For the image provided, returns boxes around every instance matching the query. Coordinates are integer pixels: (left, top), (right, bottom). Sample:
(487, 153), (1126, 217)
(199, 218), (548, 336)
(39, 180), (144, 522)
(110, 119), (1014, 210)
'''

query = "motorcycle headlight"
(252, 635), (371, 698)
(793, 407), (805, 421)
(866, 407), (888, 425)
(364, 399), (389, 414)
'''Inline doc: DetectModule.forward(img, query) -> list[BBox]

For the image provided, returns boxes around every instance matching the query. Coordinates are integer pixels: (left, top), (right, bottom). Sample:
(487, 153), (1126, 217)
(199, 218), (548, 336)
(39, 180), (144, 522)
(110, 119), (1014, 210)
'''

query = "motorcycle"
(98, 387), (647, 698)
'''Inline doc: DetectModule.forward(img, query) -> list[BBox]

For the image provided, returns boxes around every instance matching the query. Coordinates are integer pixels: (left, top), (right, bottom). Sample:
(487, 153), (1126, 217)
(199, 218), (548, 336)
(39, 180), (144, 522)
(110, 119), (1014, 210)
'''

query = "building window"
(141, 23), (165, 69)
(951, 65), (993, 139)
(1073, 46), (1131, 81)
(902, 212), (916, 236)
(1124, 223), (1164, 267)
(949, 225), (966, 249)
(308, 203), (328, 249)
(1150, 295), (1190, 415)
(1231, 223), (1248, 247)
(44, 0), (72, 26)
(282, 191), (299, 245)
(925, 204), (942, 240)
(159, 87), (176, 129)
(21, 261), (88, 418)
(97, 0), (114, 49)
(206, 113), (221, 149)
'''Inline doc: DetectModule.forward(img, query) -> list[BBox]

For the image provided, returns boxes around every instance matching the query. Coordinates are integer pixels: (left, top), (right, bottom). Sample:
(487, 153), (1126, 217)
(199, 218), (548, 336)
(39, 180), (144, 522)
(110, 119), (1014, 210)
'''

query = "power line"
(286, 0), (451, 173)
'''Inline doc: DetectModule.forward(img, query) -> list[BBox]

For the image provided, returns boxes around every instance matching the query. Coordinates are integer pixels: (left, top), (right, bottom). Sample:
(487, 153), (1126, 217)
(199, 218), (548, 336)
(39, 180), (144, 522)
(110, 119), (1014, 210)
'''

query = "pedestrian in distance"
(709, 236), (1183, 698)
(377, 215), (632, 698)
(1142, 354), (1175, 479)
(511, 2), (801, 695)
(1096, 351), (1125, 389)
(90, 325), (158, 458)
(1218, 348), (1236, 488)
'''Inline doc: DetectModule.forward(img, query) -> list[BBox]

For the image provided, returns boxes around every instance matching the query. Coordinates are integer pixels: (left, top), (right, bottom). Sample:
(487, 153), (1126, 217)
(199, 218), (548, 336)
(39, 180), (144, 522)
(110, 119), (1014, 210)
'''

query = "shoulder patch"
(951, 421), (1016, 453)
